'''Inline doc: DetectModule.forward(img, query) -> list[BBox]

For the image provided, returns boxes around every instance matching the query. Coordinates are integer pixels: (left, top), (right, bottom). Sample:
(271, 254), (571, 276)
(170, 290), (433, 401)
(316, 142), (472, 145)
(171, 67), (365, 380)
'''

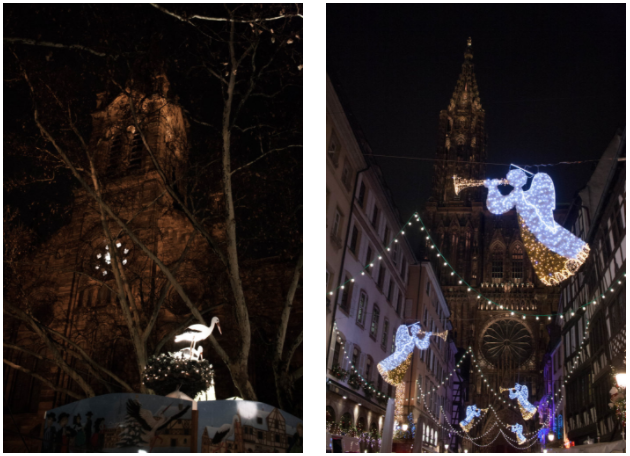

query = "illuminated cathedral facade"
(423, 39), (561, 451)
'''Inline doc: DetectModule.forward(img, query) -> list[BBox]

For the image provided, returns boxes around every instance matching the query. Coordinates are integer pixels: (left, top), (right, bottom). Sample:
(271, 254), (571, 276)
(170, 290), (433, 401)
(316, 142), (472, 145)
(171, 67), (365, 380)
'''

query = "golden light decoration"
(395, 384), (406, 418)
(520, 216), (589, 286)
(378, 353), (412, 387)
(452, 174), (508, 195)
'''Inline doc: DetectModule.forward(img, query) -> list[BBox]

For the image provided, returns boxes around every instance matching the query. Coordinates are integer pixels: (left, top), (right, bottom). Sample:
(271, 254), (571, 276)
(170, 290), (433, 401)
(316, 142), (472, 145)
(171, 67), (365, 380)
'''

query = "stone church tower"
(424, 40), (560, 450)
(3, 74), (223, 446)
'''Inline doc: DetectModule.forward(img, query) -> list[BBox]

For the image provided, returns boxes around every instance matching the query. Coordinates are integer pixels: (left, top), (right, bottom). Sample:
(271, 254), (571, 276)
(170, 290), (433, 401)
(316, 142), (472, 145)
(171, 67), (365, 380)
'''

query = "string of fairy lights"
(330, 312), (585, 446)
(327, 209), (623, 447)
(416, 381), (565, 449)
(327, 210), (626, 319)
(418, 383), (563, 449)
(331, 322), (473, 401)
(331, 275), (596, 406)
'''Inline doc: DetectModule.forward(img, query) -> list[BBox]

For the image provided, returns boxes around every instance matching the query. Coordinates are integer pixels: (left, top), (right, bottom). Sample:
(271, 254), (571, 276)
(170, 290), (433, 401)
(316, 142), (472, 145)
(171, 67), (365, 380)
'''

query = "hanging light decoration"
(482, 167), (589, 286)
(459, 405), (488, 433)
(510, 423), (526, 445)
(501, 383), (537, 420)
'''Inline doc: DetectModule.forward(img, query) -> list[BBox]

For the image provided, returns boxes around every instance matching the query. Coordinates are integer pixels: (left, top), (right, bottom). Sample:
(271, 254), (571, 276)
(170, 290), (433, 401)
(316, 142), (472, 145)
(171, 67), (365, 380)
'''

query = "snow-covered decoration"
(459, 405), (487, 433)
(502, 383), (537, 420)
(118, 399), (190, 450)
(198, 400), (303, 452)
(484, 167), (590, 286)
(42, 393), (302, 453)
(377, 323), (447, 386)
(510, 423), (526, 445)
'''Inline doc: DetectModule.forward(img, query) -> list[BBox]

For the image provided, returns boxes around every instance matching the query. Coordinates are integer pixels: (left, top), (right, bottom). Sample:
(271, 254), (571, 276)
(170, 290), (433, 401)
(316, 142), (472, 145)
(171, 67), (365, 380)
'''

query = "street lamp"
(402, 424), (408, 431)
(444, 443), (449, 453)
(615, 372), (627, 388)
(548, 433), (555, 442)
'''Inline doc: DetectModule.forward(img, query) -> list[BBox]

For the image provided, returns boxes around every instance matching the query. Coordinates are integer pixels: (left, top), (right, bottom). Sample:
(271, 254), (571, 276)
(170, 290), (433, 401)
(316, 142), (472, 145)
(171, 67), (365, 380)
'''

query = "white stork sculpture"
(174, 316), (222, 354)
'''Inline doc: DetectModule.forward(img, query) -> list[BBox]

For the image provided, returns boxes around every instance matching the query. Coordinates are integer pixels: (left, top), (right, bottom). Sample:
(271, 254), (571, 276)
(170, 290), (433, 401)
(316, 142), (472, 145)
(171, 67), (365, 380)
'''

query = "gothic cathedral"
(424, 39), (561, 448)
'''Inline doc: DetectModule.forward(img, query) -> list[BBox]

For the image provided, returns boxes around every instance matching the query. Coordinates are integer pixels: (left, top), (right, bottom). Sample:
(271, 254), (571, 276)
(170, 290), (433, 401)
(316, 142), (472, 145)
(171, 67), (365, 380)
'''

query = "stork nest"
(142, 353), (214, 398)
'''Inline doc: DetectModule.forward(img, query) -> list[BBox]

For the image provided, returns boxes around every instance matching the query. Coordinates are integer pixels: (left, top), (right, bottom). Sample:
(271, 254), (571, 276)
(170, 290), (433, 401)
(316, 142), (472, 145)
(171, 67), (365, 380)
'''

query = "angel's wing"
(395, 325), (411, 348)
(520, 384), (529, 399)
(524, 173), (556, 228)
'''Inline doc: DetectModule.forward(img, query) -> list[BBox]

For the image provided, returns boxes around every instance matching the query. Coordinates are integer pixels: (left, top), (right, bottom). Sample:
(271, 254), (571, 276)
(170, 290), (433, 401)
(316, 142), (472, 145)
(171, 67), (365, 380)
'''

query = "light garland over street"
(326, 210), (625, 318)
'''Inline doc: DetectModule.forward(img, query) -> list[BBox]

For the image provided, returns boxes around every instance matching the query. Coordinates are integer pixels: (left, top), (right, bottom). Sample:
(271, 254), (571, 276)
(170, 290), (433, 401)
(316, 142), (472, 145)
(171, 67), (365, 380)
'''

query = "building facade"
(326, 74), (416, 437)
(404, 262), (461, 452)
(423, 40), (560, 451)
(553, 128), (626, 445)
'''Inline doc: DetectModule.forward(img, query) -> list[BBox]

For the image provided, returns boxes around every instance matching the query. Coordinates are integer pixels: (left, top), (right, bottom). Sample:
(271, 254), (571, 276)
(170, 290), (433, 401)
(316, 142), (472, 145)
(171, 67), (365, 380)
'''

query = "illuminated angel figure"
(510, 423), (526, 445)
(459, 405), (487, 433)
(502, 383), (537, 421)
(377, 323), (447, 386)
(485, 167), (589, 286)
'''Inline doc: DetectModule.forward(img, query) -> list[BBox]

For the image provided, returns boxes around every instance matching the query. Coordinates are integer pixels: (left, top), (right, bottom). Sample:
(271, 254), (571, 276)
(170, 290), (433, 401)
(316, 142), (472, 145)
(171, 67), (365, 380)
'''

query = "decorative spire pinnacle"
(464, 37), (473, 61)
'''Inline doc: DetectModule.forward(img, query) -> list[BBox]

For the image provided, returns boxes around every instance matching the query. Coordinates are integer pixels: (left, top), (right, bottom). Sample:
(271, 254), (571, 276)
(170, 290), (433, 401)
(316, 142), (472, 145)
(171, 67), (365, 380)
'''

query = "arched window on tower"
(107, 133), (122, 174)
(512, 245), (524, 283)
(128, 131), (144, 170)
(491, 246), (504, 283)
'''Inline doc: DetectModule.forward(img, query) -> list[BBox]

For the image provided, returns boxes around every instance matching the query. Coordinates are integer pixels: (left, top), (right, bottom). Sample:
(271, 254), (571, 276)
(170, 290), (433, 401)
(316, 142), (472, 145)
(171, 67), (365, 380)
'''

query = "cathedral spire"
(449, 38), (481, 112)
(430, 38), (487, 205)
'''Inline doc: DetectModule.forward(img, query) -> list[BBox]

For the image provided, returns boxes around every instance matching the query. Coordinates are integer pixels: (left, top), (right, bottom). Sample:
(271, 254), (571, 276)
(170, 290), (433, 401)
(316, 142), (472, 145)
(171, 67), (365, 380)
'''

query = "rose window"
(481, 320), (533, 367)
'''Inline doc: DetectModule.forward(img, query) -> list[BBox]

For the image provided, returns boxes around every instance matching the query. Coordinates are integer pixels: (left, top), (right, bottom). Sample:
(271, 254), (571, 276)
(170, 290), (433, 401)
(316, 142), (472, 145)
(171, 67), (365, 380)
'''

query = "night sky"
(327, 4), (625, 250)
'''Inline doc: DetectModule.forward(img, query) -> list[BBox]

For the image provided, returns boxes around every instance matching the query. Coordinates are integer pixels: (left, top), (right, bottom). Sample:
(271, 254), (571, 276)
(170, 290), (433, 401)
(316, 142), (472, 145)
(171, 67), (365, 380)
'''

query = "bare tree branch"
(273, 251), (302, 366)
(4, 37), (116, 59)
(150, 4), (303, 24)
(284, 330), (303, 375)
(231, 145), (302, 175)
(4, 304), (96, 397)
(4, 359), (85, 400)
(289, 365), (303, 381)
